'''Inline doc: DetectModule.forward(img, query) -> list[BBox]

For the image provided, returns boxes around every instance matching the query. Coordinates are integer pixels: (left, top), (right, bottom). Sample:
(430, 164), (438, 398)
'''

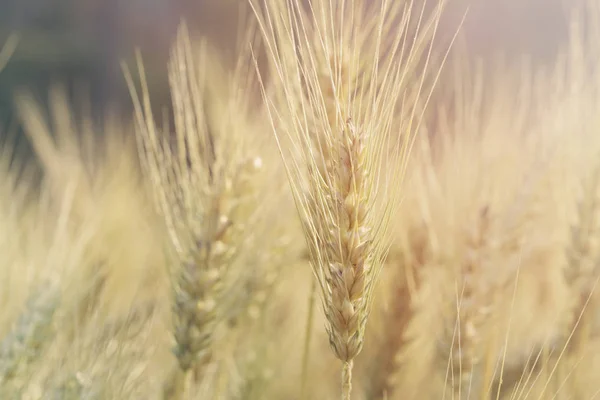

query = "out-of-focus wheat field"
(1, 0), (600, 399)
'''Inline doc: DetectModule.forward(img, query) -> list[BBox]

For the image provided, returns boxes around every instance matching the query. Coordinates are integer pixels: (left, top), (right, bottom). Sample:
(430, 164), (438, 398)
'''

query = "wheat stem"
(342, 360), (353, 400)
(300, 277), (317, 400)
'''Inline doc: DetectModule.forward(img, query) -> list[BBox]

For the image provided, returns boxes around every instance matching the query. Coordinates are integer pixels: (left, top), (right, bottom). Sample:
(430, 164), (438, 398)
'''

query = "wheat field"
(1, 0), (600, 399)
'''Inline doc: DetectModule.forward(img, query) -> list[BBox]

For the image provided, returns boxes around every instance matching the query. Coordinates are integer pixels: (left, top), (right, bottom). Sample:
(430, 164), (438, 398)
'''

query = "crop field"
(1, 0), (600, 399)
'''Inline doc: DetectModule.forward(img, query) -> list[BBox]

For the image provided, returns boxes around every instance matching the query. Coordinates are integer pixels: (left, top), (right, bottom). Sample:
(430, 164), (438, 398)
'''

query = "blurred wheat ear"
(124, 19), (282, 398)
(0, 282), (59, 397)
(0, 34), (18, 73)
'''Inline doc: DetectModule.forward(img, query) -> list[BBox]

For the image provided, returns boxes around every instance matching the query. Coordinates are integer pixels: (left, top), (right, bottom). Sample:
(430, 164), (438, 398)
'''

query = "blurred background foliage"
(0, 0), (586, 145)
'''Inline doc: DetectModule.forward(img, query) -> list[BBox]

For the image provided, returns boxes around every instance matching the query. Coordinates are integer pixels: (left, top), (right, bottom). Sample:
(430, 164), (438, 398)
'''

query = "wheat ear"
(564, 159), (600, 354)
(0, 283), (59, 396)
(249, 0), (447, 397)
(125, 25), (265, 397)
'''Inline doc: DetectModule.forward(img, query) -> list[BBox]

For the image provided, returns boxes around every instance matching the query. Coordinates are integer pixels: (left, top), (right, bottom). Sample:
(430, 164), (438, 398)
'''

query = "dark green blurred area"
(0, 0), (237, 162)
(0, 5), (131, 174)
(1, 0), (107, 126)
(0, 0), (108, 162)
(0, 0), (251, 138)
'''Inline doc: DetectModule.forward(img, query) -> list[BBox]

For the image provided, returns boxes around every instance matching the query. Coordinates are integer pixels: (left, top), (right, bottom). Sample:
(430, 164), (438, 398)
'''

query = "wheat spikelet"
(555, 157), (600, 399)
(448, 206), (499, 398)
(125, 22), (274, 397)
(386, 48), (591, 397)
(363, 221), (431, 399)
(365, 269), (412, 399)
(561, 1), (600, 358)
(0, 143), (102, 397)
(249, 0), (449, 398)
(565, 161), (600, 326)
(311, 118), (371, 364)
(15, 88), (164, 342)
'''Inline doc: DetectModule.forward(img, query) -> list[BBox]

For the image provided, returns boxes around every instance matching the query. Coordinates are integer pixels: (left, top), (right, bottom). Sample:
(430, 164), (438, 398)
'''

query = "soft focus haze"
(0, 0), (586, 125)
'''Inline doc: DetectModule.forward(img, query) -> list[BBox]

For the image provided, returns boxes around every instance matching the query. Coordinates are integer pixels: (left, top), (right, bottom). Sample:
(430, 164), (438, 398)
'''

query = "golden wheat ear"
(248, 0), (452, 398)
